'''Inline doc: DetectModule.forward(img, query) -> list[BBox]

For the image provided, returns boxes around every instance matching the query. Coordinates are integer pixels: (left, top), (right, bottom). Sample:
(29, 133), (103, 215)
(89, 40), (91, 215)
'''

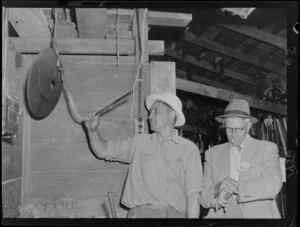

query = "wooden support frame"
(217, 23), (287, 51)
(181, 32), (286, 77)
(166, 48), (258, 86)
(10, 37), (164, 56)
(176, 78), (287, 116)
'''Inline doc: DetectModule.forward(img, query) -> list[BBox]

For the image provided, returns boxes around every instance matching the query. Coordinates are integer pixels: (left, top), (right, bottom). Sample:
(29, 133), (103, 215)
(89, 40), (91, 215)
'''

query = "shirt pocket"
(239, 162), (260, 182)
(163, 156), (184, 180)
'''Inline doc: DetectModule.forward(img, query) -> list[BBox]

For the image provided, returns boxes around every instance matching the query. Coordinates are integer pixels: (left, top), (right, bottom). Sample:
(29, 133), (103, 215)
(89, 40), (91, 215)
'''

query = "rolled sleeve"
(185, 143), (203, 197)
(104, 136), (134, 163)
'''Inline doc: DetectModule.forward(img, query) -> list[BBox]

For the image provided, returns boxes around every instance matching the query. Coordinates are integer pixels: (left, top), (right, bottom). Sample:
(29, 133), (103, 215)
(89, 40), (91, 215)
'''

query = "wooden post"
(150, 61), (176, 94)
(2, 7), (8, 94)
(132, 8), (150, 133)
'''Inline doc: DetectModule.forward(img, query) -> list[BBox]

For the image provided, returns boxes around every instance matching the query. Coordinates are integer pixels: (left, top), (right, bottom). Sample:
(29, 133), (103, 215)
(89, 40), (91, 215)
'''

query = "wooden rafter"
(176, 68), (235, 91)
(10, 37), (164, 56)
(181, 32), (286, 77)
(217, 23), (287, 51)
(176, 78), (287, 116)
(165, 48), (257, 86)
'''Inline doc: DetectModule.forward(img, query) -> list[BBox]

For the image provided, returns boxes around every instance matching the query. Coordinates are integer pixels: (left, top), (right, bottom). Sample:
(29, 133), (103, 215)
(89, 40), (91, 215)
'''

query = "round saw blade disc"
(26, 48), (63, 120)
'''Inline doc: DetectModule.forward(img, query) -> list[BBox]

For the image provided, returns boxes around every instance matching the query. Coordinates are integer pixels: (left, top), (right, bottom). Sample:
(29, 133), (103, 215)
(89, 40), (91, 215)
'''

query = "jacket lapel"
(240, 136), (257, 163)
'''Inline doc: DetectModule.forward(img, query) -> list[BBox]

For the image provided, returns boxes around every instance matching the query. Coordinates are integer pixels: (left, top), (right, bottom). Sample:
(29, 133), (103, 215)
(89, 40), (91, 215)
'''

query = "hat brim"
(146, 94), (185, 127)
(215, 114), (259, 124)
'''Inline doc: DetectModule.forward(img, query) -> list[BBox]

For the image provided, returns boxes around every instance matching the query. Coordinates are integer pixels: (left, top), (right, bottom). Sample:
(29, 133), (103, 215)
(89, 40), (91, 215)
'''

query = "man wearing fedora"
(199, 98), (283, 218)
(84, 92), (203, 218)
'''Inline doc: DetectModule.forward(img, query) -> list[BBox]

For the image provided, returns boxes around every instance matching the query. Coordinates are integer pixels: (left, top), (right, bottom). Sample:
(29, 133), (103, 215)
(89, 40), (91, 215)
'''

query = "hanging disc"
(25, 48), (63, 120)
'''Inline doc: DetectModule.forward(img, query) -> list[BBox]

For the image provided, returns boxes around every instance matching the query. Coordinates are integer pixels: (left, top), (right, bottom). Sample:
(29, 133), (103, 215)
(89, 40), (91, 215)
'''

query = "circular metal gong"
(26, 48), (63, 120)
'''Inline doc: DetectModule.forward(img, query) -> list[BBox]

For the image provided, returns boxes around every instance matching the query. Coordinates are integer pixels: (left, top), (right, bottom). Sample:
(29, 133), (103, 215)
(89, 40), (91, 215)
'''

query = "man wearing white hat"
(199, 98), (283, 218)
(84, 92), (203, 218)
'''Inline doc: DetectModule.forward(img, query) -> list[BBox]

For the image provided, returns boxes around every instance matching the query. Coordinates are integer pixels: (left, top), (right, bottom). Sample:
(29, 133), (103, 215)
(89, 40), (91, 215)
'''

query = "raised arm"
(84, 111), (107, 159)
(84, 111), (134, 163)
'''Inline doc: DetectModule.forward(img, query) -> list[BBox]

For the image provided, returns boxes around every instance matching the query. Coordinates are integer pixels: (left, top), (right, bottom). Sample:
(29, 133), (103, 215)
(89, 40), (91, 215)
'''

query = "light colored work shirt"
(102, 130), (203, 213)
(224, 135), (248, 218)
(229, 145), (242, 181)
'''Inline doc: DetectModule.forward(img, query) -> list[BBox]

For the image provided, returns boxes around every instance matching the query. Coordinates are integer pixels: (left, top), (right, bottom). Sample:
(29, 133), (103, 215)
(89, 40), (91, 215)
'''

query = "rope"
(116, 8), (119, 67)
(130, 9), (147, 120)
(51, 8), (84, 123)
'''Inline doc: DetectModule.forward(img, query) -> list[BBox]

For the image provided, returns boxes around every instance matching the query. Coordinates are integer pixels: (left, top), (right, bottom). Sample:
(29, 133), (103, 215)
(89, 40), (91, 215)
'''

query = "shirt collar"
(151, 129), (180, 144)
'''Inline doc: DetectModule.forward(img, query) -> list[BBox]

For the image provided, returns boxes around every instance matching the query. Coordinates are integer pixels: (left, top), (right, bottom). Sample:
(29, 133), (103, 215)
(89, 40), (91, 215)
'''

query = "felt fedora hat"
(215, 99), (258, 124)
(146, 92), (185, 127)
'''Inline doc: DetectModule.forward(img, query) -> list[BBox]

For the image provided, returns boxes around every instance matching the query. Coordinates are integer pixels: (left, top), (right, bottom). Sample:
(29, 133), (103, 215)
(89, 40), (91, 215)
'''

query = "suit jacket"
(199, 135), (283, 218)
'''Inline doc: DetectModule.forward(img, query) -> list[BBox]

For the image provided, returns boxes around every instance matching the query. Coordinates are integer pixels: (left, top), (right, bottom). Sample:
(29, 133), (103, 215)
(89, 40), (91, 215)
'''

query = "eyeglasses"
(149, 110), (163, 116)
(225, 126), (247, 133)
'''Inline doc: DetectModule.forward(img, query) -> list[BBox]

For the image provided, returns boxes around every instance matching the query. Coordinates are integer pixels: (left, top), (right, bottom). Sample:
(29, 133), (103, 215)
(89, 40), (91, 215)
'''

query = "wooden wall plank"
(2, 143), (22, 181)
(27, 197), (128, 218)
(10, 38), (164, 56)
(30, 142), (129, 172)
(76, 8), (107, 38)
(61, 55), (137, 65)
(30, 101), (133, 143)
(2, 178), (22, 217)
(176, 78), (287, 116)
(105, 29), (133, 39)
(29, 171), (128, 198)
(3, 42), (23, 100)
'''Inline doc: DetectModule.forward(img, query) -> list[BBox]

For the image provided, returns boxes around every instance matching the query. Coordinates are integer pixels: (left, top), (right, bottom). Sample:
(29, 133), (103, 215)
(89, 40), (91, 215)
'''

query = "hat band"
(224, 110), (250, 117)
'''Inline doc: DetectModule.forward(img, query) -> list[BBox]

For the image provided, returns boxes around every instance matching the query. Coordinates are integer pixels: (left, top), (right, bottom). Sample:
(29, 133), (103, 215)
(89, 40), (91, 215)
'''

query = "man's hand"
(84, 111), (100, 132)
(215, 190), (233, 211)
(215, 177), (239, 198)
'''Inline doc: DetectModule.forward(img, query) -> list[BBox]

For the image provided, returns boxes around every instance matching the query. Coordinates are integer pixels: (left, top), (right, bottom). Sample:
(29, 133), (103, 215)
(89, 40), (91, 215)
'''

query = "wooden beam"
(10, 37), (164, 56)
(176, 78), (287, 116)
(166, 48), (257, 85)
(217, 23), (287, 51)
(59, 55), (137, 65)
(181, 32), (286, 77)
(148, 11), (192, 27)
(106, 9), (192, 27)
(8, 8), (51, 37)
(76, 8), (107, 38)
(176, 68), (235, 91)
(105, 29), (132, 39)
